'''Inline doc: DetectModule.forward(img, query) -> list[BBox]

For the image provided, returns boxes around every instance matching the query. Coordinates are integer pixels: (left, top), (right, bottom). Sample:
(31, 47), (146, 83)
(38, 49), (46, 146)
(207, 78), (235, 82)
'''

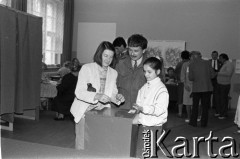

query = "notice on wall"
(146, 40), (186, 68)
(77, 22), (116, 64)
(235, 59), (240, 74)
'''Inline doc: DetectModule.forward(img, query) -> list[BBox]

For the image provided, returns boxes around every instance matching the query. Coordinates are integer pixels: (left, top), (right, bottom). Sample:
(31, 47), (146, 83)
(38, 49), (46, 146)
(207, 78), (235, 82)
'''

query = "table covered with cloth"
(40, 81), (58, 98)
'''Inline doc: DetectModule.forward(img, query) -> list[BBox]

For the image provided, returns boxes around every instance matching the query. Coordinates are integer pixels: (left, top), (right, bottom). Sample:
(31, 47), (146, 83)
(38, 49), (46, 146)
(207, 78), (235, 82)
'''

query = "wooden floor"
(1, 107), (240, 158)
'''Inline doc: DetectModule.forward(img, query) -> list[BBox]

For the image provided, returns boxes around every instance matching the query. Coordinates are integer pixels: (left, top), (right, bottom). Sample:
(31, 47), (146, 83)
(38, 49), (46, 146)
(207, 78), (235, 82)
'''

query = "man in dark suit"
(188, 51), (215, 127)
(210, 51), (221, 72)
(209, 51), (222, 110)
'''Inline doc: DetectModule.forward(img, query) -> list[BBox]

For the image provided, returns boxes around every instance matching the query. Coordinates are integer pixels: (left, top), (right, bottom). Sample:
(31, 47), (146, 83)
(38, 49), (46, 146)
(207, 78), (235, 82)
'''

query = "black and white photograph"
(1, 0), (240, 158)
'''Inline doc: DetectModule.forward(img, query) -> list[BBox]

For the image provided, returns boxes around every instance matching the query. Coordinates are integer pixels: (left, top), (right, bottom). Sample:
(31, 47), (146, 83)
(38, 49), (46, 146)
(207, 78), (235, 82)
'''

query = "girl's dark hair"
(143, 57), (162, 71)
(93, 41), (117, 68)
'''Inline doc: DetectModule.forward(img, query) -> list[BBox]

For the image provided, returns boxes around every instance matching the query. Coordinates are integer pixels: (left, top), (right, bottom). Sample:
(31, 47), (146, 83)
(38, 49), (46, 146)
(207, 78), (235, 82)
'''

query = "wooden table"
(84, 108), (138, 157)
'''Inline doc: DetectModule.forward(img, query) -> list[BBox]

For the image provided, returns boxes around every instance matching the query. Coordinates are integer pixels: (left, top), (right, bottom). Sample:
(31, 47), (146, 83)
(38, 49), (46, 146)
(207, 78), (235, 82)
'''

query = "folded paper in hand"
(128, 109), (136, 114)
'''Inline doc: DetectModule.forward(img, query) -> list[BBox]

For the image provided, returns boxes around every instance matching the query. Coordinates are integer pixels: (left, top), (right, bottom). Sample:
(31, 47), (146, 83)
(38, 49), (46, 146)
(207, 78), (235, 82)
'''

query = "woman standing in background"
(180, 52), (193, 123)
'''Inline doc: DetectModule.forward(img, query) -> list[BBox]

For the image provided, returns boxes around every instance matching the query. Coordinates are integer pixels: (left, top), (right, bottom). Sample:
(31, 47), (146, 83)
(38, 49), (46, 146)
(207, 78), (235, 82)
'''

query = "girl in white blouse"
(133, 57), (169, 127)
(132, 57), (169, 157)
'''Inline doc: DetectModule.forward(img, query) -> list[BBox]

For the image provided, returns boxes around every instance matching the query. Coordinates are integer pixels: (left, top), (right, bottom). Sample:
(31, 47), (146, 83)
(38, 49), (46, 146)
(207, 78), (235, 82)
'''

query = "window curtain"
(61, 0), (74, 64)
(0, 6), (17, 122)
(15, 12), (42, 113)
(11, 0), (27, 12)
(0, 5), (42, 122)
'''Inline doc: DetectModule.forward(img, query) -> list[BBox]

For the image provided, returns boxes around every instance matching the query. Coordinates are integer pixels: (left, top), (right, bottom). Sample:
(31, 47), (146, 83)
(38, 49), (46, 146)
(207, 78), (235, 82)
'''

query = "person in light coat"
(70, 41), (125, 150)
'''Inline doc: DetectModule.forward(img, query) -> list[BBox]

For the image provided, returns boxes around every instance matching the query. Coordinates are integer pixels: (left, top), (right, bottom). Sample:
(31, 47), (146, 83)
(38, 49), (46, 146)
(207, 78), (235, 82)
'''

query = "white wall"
(72, 0), (240, 60)
(72, 0), (240, 108)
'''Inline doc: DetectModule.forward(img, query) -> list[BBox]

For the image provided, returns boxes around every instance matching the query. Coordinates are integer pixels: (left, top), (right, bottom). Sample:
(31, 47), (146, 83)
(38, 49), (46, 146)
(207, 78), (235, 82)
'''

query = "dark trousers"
(211, 78), (218, 108)
(190, 92), (211, 127)
(216, 84), (230, 117)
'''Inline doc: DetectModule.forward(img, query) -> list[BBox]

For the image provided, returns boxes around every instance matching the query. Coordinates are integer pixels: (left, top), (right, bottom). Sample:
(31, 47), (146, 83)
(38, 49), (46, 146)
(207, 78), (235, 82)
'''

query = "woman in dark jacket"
(53, 61), (81, 120)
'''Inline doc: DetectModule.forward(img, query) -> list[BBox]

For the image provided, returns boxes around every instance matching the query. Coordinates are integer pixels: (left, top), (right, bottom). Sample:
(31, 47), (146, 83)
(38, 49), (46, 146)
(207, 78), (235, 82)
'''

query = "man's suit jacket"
(115, 54), (148, 110)
(209, 59), (222, 72)
(189, 59), (215, 93)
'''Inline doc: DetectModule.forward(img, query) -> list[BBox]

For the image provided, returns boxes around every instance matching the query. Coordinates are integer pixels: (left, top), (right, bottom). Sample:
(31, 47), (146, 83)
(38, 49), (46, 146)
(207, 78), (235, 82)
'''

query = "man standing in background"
(209, 51), (221, 110)
(115, 34), (148, 109)
(113, 37), (128, 62)
(216, 53), (234, 119)
(188, 51), (215, 127)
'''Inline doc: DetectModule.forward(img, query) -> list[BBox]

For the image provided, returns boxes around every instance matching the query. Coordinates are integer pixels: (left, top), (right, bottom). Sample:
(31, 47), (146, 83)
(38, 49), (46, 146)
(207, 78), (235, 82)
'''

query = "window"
(27, 0), (64, 65)
(0, 0), (11, 6)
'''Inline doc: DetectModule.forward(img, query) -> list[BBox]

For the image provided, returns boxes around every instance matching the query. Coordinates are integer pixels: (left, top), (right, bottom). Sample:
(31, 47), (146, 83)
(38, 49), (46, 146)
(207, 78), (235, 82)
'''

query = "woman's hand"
(116, 94), (125, 103)
(94, 93), (111, 103)
(133, 103), (143, 113)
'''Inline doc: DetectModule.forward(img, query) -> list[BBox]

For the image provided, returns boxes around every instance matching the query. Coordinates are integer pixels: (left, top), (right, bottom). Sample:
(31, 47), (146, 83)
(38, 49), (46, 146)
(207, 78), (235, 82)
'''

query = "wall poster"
(145, 40), (186, 68)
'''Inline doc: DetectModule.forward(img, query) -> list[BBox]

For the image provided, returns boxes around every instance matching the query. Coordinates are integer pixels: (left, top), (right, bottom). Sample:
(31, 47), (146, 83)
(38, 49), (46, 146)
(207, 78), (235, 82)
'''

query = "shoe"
(218, 116), (226, 120)
(185, 119), (190, 123)
(214, 113), (220, 117)
(54, 117), (65, 121)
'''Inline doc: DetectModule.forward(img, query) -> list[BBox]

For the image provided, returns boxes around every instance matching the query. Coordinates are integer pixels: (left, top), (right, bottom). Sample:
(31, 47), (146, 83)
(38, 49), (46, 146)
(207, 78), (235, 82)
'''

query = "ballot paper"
(128, 109), (136, 114)
(111, 97), (121, 105)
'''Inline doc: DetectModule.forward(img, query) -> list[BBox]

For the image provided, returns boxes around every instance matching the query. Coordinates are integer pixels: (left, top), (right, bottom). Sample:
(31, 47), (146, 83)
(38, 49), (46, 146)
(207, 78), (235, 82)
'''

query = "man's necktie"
(134, 60), (137, 69)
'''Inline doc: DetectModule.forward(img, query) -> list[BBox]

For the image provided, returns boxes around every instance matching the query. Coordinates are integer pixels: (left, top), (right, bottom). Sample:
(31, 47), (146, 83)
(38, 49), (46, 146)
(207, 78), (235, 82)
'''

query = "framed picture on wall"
(145, 40), (186, 68)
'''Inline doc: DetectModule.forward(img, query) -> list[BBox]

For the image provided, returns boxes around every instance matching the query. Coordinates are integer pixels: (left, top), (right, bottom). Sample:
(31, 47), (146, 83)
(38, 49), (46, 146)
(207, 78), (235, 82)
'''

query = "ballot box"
(84, 108), (138, 157)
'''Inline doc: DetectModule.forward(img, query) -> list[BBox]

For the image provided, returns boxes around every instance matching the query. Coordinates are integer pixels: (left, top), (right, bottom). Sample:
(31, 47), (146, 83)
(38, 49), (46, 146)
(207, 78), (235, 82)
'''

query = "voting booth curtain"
(0, 5), (42, 122)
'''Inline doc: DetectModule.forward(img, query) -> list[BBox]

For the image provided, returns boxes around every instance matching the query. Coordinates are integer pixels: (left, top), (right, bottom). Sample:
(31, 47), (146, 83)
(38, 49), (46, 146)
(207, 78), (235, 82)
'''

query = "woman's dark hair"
(113, 37), (127, 48)
(127, 34), (148, 50)
(93, 41), (117, 68)
(143, 57), (162, 72)
(70, 58), (81, 72)
(72, 58), (80, 64)
(181, 50), (190, 60)
(71, 65), (81, 72)
(219, 53), (229, 61)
